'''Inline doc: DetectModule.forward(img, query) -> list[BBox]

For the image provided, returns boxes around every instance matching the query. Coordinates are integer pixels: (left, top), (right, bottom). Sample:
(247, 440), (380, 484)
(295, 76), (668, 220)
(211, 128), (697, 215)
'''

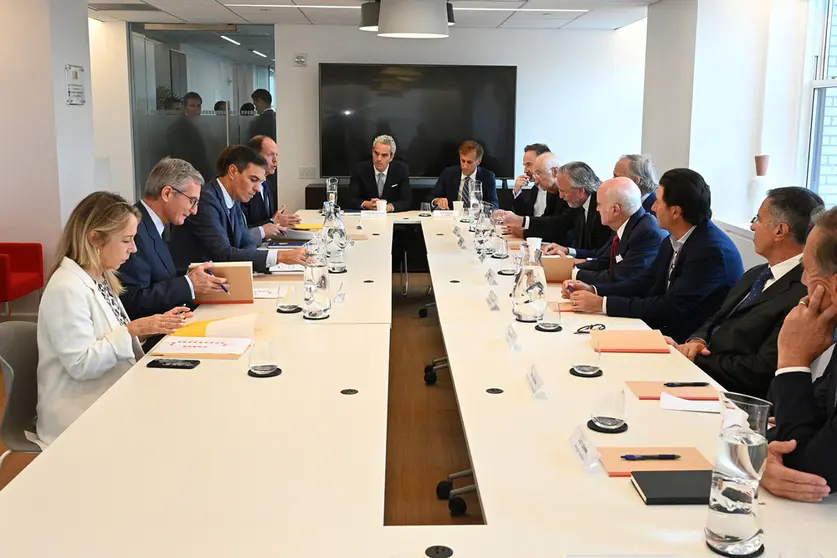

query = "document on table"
(151, 337), (252, 359)
(660, 392), (721, 414)
(253, 284), (281, 299)
(269, 263), (304, 274)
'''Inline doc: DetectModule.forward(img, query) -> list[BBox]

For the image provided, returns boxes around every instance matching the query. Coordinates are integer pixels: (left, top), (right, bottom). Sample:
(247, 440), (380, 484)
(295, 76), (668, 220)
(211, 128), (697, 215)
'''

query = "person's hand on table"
(386, 203), (394, 213)
(543, 243), (569, 256)
(274, 206), (302, 227)
(278, 247), (306, 266)
(777, 285), (837, 368)
(504, 213), (523, 227)
(561, 279), (594, 299)
(761, 440), (831, 502)
(361, 199), (378, 210)
(188, 261), (227, 295)
(262, 222), (286, 239)
(432, 198), (449, 210)
(127, 306), (192, 339)
(570, 290), (604, 313)
(513, 174), (529, 194)
(505, 222), (524, 238)
(677, 339), (710, 361)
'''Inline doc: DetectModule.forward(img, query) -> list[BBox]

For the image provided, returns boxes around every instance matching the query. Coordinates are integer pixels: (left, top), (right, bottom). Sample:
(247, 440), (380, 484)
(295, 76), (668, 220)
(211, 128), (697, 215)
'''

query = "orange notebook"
(189, 261), (254, 304)
(626, 381), (719, 401)
(543, 256), (574, 283)
(590, 330), (670, 354)
(598, 446), (712, 478)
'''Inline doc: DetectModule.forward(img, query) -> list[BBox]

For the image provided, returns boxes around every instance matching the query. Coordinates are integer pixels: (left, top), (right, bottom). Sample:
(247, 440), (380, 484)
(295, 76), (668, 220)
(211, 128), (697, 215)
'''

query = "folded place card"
(506, 323), (520, 352)
(597, 446), (712, 477)
(590, 330), (670, 354)
(269, 263), (304, 274)
(627, 381), (719, 401)
(433, 210), (454, 218)
(485, 269), (498, 285)
(190, 261), (253, 304)
(526, 365), (546, 399)
(457, 237), (466, 250)
(360, 210), (386, 218)
(452, 226), (461, 236)
(486, 289), (500, 311)
(569, 425), (601, 472)
(253, 284), (281, 299)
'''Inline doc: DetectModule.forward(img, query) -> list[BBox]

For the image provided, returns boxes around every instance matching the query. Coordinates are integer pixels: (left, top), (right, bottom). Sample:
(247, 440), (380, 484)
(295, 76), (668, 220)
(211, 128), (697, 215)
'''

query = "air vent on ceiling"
(89, 3), (161, 11)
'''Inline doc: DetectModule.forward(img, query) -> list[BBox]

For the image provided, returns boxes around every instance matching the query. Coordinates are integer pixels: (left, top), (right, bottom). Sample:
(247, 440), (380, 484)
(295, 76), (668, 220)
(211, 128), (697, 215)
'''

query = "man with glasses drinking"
(120, 157), (228, 323)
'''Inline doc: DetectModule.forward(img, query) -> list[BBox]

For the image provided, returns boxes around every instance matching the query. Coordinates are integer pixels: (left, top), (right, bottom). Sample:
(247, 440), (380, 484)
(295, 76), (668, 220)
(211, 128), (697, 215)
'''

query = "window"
(808, 0), (837, 207)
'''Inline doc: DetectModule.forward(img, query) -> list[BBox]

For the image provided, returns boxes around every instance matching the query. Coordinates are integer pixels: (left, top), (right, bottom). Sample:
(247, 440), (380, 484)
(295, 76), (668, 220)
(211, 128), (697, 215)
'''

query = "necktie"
(461, 176), (472, 203)
(377, 173), (385, 197)
(735, 267), (773, 313)
(262, 181), (271, 215)
(228, 205), (237, 238)
(609, 235), (620, 274)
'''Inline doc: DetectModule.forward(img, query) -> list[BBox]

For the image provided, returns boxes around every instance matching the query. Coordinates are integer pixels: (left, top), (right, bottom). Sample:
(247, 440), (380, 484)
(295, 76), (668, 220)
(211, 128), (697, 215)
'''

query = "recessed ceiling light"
(220, 35), (240, 45)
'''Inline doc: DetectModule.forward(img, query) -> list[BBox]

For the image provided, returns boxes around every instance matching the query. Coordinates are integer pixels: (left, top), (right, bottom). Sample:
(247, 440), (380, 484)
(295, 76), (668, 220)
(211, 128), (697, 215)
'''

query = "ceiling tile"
(227, 5), (311, 23)
(293, 0), (363, 5)
(451, 1), (525, 8)
(519, 0), (606, 9)
(562, 5), (645, 29)
(301, 7), (361, 25)
(453, 10), (513, 27)
(501, 17), (574, 28)
(93, 9), (185, 22)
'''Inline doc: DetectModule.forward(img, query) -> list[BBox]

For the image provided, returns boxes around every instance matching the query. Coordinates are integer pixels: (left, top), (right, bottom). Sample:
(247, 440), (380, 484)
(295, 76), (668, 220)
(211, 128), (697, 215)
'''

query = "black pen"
(663, 382), (710, 388)
(205, 269), (230, 294)
(621, 454), (681, 461)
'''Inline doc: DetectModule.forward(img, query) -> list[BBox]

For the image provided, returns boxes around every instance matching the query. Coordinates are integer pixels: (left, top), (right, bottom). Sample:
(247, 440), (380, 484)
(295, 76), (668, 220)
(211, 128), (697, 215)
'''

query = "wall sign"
(65, 64), (85, 105)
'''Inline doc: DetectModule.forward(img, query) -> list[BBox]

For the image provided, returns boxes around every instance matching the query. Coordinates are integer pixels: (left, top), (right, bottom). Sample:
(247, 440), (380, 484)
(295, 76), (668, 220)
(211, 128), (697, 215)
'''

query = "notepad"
(542, 255), (574, 283)
(626, 381), (719, 401)
(280, 229), (314, 241)
(630, 470), (713, 505)
(590, 329), (670, 354)
(151, 336), (252, 359)
(190, 261), (254, 304)
(598, 446), (712, 477)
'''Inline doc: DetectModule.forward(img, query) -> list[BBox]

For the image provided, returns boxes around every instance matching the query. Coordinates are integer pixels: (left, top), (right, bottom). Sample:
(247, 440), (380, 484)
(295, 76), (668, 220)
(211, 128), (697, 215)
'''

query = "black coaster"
(340, 388), (358, 395)
(706, 543), (764, 558)
(587, 419), (628, 434)
(372, 233), (380, 236)
(491, 253), (510, 259)
(497, 269), (516, 276)
(276, 306), (302, 314)
(535, 324), (563, 333)
(419, 213), (431, 217)
(450, 280), (460, 284)
(569, 366), (603, 378)
(486, 388), (504, 394)
(436, 233), (444, 236)
(459, 218), (471, 223)
(426, 546), (454, 558)
(514, 317), (536, 323)
(247, 367), (282, 378)
(364, 279), (374, 283)
(303, 314), (330, 321)
(328, 269), (348, 274)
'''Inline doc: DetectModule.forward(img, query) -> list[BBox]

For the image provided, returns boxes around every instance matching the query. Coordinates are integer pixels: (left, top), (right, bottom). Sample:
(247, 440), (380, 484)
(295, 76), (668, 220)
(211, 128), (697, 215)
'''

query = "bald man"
(548, 177), (666, 286)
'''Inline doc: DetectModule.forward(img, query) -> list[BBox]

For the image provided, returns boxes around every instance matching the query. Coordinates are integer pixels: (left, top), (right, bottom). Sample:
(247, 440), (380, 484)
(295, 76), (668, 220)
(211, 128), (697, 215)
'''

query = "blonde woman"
(36, 192), (191, 445)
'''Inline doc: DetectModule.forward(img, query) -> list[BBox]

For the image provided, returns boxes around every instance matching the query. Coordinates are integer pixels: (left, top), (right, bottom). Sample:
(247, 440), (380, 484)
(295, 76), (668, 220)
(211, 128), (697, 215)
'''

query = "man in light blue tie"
(347, 135), (412, 212)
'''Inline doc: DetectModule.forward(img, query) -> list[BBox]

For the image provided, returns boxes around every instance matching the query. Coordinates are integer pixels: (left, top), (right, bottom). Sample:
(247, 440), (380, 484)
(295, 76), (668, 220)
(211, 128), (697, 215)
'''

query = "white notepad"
(269, 263), (304, 274)
(151, 337), (252, 359)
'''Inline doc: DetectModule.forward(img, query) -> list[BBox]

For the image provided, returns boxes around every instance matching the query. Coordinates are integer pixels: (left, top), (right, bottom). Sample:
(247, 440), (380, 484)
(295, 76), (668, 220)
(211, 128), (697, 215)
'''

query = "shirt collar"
(769, 254), (803, 284)
(670, 225), (697, 250)
(140, 199), (165, 238)
(582, 194), (591, 213)
(461, 169), (477, 182)
(616, 216), (630, 240)
(375, 165), (389, 179)
(218, 179), (235, 210)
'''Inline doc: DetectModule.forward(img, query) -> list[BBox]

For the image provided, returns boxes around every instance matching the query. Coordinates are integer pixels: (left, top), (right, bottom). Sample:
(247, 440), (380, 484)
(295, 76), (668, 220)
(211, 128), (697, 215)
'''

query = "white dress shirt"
(219, 184), (280, 267)
(458, 170), (478, 201)
(140, 200), (194, 298)
(567, 195), (593, 258)
(35, 258), (143, 446)
(667, 225), (697, 287)
(521, 187), (549, 230)
(763, 254), (803, 292)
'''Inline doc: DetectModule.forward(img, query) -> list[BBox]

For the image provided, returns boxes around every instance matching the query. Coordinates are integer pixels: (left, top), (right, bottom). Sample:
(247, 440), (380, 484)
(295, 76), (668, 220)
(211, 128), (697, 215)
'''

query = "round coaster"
(303, 314), (330, 321)
(706, 543), (764, 558)
(535, 324), (563, 333)
(426, 546), (454, 558)
(514, 317), (536, 324)
(372, 233), (380, 236)
(459, 218), (471, 223)
(486, 388), (504, 394)
(569, 366), (603, 378)
(450, 280), (460, 284)
(364, 279), (374, 283)
(276, 306), (302, 314)
(340, 388), (358, 395)
(247, 367), (282, 378)
(587, 419), (628, 434)
(328, 269), (348, 274)
(491, 253), (510, 259)
(497, 269), (516, 276)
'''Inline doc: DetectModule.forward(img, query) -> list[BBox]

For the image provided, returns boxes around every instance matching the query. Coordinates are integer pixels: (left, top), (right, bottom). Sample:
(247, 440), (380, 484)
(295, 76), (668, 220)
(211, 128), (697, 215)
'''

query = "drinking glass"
(325, 177), (339, 206)
(420, 202), (432, 217)
(590, 388), (627, 431)
(493, 236), (509, 258)
(303, 238), (331, 319)
(538, 301), (562, 331)
(276, 284), (302, 313)
(249, 340), (279, 376)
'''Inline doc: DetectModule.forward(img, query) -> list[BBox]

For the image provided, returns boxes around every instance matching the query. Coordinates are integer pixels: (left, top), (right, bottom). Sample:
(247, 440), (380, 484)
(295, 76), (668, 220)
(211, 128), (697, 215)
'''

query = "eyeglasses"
(171, 187), (199, 210)
(574, 324), (606, 334)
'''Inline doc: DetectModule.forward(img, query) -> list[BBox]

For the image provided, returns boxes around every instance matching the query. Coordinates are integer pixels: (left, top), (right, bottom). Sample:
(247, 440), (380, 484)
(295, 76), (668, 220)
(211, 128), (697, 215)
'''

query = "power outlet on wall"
(298, 166), (316, 179)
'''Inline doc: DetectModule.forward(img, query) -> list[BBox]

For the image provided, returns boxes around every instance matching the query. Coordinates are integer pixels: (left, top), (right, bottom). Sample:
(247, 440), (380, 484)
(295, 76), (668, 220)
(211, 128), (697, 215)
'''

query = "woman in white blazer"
(36, 192), (192, 446)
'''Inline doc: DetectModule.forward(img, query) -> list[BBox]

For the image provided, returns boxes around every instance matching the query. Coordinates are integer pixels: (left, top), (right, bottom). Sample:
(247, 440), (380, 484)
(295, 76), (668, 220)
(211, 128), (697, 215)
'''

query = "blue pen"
(205, 269), (230, 294)
(620, 454), (681, 461)
(568, 285), (574, 294)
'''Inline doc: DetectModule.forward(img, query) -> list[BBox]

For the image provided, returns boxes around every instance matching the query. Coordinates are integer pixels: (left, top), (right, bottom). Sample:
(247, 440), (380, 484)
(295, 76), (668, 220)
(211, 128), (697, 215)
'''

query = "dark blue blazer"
(574, 208), (668, 286)
(428, 166), (498, 210)
(642, 191), (657, 215)
(119, 202), (193, 320)
(597, 220), (744, 343)
(241, 179), (275, 228)
(169, 179), (269, 274)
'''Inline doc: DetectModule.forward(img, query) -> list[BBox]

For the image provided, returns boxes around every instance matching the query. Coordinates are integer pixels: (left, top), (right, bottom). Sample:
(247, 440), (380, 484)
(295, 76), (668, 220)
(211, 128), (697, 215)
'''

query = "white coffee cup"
(376, 199), (387, 212)
(453, 200), (464, 213)
(527, 237), (543, 253)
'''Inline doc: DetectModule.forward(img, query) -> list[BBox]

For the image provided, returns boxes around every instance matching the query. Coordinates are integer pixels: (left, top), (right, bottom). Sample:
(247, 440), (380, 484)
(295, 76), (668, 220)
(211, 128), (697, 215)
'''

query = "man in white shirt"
(510, 143), (552, 218)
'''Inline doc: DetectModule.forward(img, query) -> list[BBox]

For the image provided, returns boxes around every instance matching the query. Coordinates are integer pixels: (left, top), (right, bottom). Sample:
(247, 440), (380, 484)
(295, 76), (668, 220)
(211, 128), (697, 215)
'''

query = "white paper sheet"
(660, 392), (721, 414)
(269, 263), (304, 274)
(253, 285), (280, 299)
(152, 337), (252, 357)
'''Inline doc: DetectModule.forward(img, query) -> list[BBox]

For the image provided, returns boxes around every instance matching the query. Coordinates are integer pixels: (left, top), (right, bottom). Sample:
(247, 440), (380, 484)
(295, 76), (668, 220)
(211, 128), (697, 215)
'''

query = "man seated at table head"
(674, 187), (824, 399)
(347, 134), (412, 212)
(761, 205), (837, 500)
(429, 140), (498, 211)
(119, 157), (228, 321)
(169, 145), (306, 274)
(569, 177), (666, 286)
(241, 135), (301, 243)
(613, 154), (658, 214)
(563, 168), (744, 343)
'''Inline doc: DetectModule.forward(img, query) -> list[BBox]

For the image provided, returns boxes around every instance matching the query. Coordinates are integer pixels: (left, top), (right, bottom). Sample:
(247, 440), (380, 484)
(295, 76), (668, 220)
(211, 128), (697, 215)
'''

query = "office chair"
(0, 322), (42, 472)
(436, 469), (476, 516)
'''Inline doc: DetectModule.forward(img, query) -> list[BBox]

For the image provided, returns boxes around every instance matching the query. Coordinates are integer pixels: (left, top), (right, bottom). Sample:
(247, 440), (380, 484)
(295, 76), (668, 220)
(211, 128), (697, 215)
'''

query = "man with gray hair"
(347, 134), (412, 212)
(569, 177), (666, 285)
(614, 154), (658, 214)
(120, 157), (227, 323)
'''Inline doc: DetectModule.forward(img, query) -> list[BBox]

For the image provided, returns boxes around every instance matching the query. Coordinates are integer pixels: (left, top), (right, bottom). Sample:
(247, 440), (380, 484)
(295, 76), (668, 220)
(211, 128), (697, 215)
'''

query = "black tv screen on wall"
(319, 63), (517, 178)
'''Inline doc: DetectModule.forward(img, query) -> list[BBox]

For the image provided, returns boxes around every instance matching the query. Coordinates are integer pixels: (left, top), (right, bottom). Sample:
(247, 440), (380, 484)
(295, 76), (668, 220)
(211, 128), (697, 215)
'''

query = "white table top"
(0, 211), (834, 558)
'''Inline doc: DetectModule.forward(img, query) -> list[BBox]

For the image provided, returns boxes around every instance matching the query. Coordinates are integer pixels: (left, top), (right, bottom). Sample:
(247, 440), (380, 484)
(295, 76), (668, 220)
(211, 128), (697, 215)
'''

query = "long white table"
(0, 211), (833, 557)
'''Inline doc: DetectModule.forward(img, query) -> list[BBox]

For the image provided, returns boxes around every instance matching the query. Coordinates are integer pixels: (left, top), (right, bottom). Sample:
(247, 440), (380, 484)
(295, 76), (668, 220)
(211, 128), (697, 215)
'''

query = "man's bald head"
(533, 152), (561, 193)
(597, 177), (642, 230)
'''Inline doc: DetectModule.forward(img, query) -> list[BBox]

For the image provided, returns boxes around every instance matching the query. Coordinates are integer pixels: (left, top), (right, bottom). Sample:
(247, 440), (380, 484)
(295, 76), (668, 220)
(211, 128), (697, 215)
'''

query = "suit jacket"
(119, 202), (194, 320)
(242, 179), (275, 228)
(347, 160), (412, 212)
(512, 186), (560, 218)
(597, 220), (744, 343)
(771, 355), (837, 488)
(248, 109), (276, 140)
(690, 263), (806, 399)
(169, 179), (269, 274)
(36, 257), (142, 446)
(565, 192), (613, 259)
(429, 166), (498, 210)
(642, 191), (657, 215)
(518, 191), (576, 245)
(574, 208), (668, 286)
(165, 117), (213, 183)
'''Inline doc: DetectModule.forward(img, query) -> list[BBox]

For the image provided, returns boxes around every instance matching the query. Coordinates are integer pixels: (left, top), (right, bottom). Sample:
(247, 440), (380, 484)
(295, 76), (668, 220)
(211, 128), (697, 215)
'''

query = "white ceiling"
(89, 0), (657, 30)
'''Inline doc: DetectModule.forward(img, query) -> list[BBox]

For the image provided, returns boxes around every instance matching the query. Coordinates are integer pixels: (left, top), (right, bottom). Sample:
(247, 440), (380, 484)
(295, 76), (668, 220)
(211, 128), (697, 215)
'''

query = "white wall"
(180, 44), (237, 106)
(274, 23), (648, 212)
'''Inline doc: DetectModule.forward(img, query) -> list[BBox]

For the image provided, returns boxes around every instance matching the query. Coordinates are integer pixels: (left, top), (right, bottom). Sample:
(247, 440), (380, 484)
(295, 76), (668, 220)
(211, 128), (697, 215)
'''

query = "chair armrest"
(0, 243), (44, 274)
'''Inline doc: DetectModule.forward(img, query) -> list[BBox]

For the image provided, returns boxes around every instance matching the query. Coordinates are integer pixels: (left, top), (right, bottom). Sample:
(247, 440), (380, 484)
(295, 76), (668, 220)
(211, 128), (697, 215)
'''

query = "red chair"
(0, 243), (44, 317)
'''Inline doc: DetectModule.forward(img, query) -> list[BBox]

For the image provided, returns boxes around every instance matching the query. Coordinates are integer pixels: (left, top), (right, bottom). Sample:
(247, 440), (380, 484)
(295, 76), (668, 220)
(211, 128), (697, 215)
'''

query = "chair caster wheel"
(436, 480), (453, 499)
(448, 496), (467, 516)
(418, 308), (428, 318)
(424, 370), (437, 385)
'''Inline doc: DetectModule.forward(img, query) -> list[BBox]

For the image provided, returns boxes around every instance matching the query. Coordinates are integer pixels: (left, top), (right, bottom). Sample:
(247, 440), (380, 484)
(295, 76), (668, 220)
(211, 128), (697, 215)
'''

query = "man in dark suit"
(248, 89), (276, 140)
(762, 206), (837, 499)
(674, 187), (824, 399)
(165, 92), (213, 182)
(613, 154), (658, 215)
(429, 140), (498, 210)
(119, 158), (227, 321)
(564, 168), (744, 343)
(169, 146), (305, 274)
(347, 135), (412, 212)
(241, 135), (301, 243)
(570, 177), (666, 285)
(511, 143), (553, 217)
(539, 161), (612, 258)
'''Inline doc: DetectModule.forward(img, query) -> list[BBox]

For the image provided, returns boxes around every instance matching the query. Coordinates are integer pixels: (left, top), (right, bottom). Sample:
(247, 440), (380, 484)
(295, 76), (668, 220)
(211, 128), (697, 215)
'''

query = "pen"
(205, 269), (230, 294)
(620, 454), (681, 461)
(663, 382), (710, 388)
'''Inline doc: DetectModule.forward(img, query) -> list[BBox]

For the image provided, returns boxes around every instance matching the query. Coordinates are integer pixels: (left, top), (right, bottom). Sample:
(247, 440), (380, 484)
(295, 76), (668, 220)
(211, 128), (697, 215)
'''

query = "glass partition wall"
(128, 24), (275, 199)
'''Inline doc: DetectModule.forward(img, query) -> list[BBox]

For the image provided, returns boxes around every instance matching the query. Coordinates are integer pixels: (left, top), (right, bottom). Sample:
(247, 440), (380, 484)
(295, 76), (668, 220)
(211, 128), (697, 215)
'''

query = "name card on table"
(527, 365), (546, 399)
(569, 425), (601, 472)
(485, 269), (498, 286)
(433, 210), (454, 218)
(360, 210), (386, 218)
(506, 323), (520, 352)
(478, 252), (486, 263)
(457, 237), (466, 250)
(452, 226), (461, 237)
(486, 289), (500, 311)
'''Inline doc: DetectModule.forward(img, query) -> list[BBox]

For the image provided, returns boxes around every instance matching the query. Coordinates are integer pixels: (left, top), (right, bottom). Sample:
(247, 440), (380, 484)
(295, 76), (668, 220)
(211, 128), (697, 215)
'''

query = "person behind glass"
(672, 188), (823, 399)
(241, 135), (301, 243)
(347, 134), (412, 212)
(613, 154), (658, 214)
(562, 169), (744, 343)
(761, 206), (837, 502)
(165, 91), (213, 182)
(119, 158), (228, 325)
(213, 100), (227, 114)
(511, 143), (553, 217)
(248, 88), (276, 140)
(240, 102), (256, 114)
(169, 146), (306, 274)
(429, 140), (498, 211)
(36, 192), (191, 446)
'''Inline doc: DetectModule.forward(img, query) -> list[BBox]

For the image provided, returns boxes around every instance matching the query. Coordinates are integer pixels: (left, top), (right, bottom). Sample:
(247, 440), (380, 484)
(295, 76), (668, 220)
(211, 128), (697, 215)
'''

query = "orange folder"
(598, 446), (712, 478)
(590, 330), (670, 354)
(543, 256), (574, 283)
(189, 261), (254, 305)
(626, 381), (719, 401)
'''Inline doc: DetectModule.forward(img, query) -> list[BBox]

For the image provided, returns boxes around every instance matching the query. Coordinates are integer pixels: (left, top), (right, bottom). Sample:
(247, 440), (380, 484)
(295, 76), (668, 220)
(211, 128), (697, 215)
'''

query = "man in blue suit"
(569, 177), (667, 285)
(564, 168), (744, 343)
(428, 140), (498, 210)
(613, 154), (658, 215)
(120, 158), (228, 320)
(169, 146), (305, 275)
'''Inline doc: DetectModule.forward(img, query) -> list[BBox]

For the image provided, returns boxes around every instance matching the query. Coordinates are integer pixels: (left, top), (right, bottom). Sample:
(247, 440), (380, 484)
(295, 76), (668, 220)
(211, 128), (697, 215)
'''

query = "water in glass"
(322, 201), (347, 273)
(511, 243), (547, 322)
(303, 237), (331, 319)
(326, 177), (339, 206)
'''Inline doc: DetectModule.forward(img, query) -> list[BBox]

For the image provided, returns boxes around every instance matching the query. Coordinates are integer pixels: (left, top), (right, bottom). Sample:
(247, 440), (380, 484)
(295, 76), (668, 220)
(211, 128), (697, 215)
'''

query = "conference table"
(0, 211), (833, 557)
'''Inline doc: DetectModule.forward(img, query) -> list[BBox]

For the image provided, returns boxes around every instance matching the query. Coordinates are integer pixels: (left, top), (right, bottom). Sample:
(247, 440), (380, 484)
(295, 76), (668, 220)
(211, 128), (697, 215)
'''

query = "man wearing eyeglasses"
(119, 157), (228, 325)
